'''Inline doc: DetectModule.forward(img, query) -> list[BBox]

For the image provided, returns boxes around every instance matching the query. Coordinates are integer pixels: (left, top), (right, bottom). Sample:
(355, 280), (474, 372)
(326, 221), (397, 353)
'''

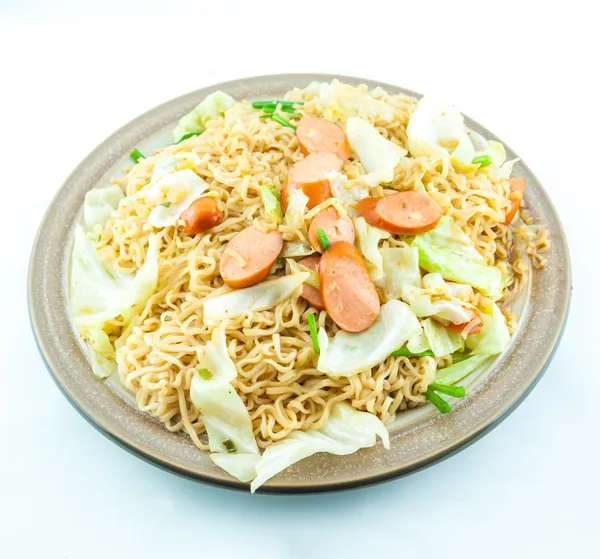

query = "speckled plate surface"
(28, 74), (571, 493)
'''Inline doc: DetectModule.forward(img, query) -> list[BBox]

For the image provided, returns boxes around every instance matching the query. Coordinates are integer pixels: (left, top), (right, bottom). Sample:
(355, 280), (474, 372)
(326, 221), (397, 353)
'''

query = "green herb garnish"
(197, 368), (213, 380)
(264, 113), (297, 130)
(276, 257), (283, 265)
(129, 148), (145, 163)
(252, 100), (304, 109)
(176, 131), (203, 144)
(391, 347), (434, 358)
(307, 313), (320, 354)
(425, 390), (452, 414)
(472, 154), (493, 167)
(96, 235), (102, 243)
(160, 201), (172, 208)
(316, 228), (330, 252)
(429, 382), (466, 398)
(223, 439), (237, 453)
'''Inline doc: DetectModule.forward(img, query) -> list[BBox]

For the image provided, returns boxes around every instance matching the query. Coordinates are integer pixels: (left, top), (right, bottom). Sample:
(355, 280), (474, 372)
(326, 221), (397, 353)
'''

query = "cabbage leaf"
(261, 186), (283, 223)
(173, 91), (236, 142)
(317, 300), (420, 377)
(250, 403), (389, 492)
(422, 318), (464, 357)
(355, 216), (390, 282)
(378, 246), (421, 300)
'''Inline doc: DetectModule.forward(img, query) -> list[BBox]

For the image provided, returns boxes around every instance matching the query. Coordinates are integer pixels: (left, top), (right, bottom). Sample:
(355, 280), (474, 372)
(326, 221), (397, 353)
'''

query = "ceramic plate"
(28, 74), (571, 493)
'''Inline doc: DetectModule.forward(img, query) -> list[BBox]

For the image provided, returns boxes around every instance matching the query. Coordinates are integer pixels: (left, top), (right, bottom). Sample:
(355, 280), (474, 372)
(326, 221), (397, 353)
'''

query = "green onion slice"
(391, 347), (434, 358)
(307, 313), (320, 354)
(96, 234), (102, 242)
(129, 148), (145, 163)
(316, 228), (330, 252)
(197, 368), (213, 380)
(160, 201), (172, 208)
(472, 154), (493, 167)
(425, 390), (452, 414)
(252, 100), (304, 109)
(429, 382), (466, 398)
(176, 131), (203, 144)
(223, 439), (237, 453)
(270, 113), (297, 130)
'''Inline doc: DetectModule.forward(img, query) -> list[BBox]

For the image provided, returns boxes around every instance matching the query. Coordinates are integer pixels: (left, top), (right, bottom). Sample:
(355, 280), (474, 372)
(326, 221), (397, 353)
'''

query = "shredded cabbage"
(283, 188), (309, 231)
(355, 216), (390, 282)
(260, 185), (283, 223)
(401, 285), (474, 325)
(83, 185), (123, 231)
(173, 91), (235, 142)
(317, 300), (420, 377)
(203, 272), (308, 322)
(281, 242), (315, 257)
(286, 259), (319, 289)
(422, 318), (464, 357)
(411, 217), (503, 298)
(346, 117), (406, 185)
(250, 403), (389, 492)
(190, 328), (259, 481)
(378, 246), (421, 300)
(146, 170), (210, 228)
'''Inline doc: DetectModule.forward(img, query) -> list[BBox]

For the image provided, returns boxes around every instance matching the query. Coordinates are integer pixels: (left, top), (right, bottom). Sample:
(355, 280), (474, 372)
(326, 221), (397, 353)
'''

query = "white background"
(1, 2), (598, 558)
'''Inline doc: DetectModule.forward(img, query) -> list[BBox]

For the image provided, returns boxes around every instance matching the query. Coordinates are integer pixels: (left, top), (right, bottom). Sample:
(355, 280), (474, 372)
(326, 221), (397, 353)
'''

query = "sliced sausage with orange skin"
(297, 255), (324, 310)
(319, 241), (380, 333)
(179, 197), (224, 235)
(358, 191), (442, 235)
(281, 152), (341, 212)
(296, 116), (351, 161)
(503, 177), (526, 226)
(308, 207), (355, 254)
(445, 309), (483, 336)
(220, 226), (283, 288)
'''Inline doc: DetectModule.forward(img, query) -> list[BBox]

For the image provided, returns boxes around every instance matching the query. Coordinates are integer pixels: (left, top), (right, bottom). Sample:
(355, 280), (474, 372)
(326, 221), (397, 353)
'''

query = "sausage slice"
(296, 116), (351, 161)
(179, 197), (224, 235)
(358, 191), (442, 235)
(220, 226), (283, 288)
(503, 177), (526, 225)
(297, 255), (324, 310)
(308, 207), (355, 254)
(281, 152), (341, 212)
(318, 241), (380, 333)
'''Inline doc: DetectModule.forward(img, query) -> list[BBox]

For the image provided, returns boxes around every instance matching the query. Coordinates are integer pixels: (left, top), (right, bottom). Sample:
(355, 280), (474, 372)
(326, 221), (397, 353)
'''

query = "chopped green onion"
(472, 154), (493, 167)
(252, 100), (304, 109)
(223, 439), (237, 453)
(276, 257), (283, 265)
(262, 104), (277, 114)
(176, 131), (203, 144)
(307, 313), (320, 354)
(429, 382), (466, 398)
(391, 347), (434, 358)
(130, 148), (145, 163)
(280, 105), (297, 114)
(270, 113), (297, 130)
(450, 351), (470, 364)
(96, 234), (102, 243)
(160, 201), (172, 208)
(316, 228), (330, 251)
(425, 390), (452, 414)
(197, 368), (213, 380)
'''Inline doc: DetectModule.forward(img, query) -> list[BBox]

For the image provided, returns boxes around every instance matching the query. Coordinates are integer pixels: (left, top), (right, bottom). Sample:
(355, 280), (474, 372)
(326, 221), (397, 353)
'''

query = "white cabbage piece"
(146, 151), (203, 188)
(406, 327), (431, 354)
(260, 185), (283, 224)
(83, 185), (123, 231)
(250, 403), (389, 492)
(286, 259), (319, 289)
(378, 246), (421, 300)
(468, 130), (507, 167)
(283, 188), (309, 231)
(401, 284), (474, 325)
(407, 96), (474, 167)
(317, 300), (420, 377)
(70, 227), (159, 377)
(190, 328), (260, 482)
(411, 217), (503, 299)
(173, 91), (236, 141)
(355, 216), (390, 282)
(203, 272), (309, 322)
(435, 354), (491, 386)
(346, 117), (406, 185)
(422, 318), (464, 357)
(146, 170), (210, 228)
(280, 242), (315, 258)
(466, 302), (511, 356)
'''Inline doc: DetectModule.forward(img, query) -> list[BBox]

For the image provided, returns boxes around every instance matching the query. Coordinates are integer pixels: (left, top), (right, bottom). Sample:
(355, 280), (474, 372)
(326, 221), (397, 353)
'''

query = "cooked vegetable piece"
(297, 255), (324, 310)
(358, 191), (442, 235)
(307, 312), (320, 353)
(429, 382), (466, 398)
(318, 241), (380, 333)
(130, 148), (145, 163)
(445, 309), (483, 336)
(425, 390), (452, 414)
(281, 152), (341, 211)
(252, 100), (304, 109)
(179, 197), (223, 235)
(504, 177), (526, 225)
(176, 131), (203, 143)
(472, 154), (492, 167)
(296, 115), (350, 161)
(390, 347), (434, 357)
(220, 226), (283, 288)
(260, 186), (283, 223)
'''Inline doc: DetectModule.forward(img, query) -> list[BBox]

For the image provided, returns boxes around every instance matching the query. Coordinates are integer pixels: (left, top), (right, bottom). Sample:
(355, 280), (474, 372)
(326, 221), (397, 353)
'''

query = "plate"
(28, 74), (571, 493)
